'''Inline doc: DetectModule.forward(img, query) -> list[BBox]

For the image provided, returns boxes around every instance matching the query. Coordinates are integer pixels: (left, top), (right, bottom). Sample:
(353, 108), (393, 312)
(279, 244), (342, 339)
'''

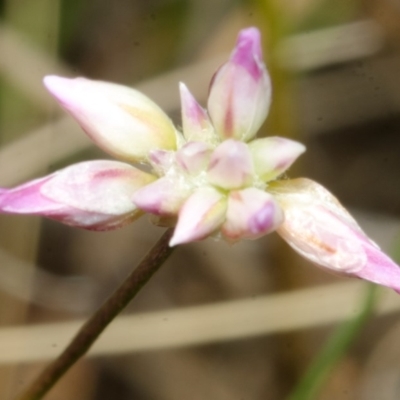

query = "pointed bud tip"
(236, 27), (262, 57)
(43, 75), (85, 108)
(169, 222), (197, 246)
(231, 27), (264, 80)
(43, 74), (61, 87)
(43, 75), (72, 95)
(179, 82), (198, 115)
(180, 81), (216, 143)
(179, 81), (188, 93)
(169, 234), (183, 247)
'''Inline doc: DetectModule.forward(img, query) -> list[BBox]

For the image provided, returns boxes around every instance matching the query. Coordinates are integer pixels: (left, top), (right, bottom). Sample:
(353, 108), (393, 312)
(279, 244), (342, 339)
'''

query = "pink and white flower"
(1, 27), (400, 292)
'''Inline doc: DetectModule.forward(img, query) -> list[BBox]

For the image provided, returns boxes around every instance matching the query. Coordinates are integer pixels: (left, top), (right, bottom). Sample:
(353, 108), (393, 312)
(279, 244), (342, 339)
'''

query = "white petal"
(271, 178), (400, 293)
(248, 137), (305, 182)
(222, 188), (283, 241)
(169, 187), (227, 246)
(44, 76), (177, 162)
(207, 28), (271, 141)
(132, 177), (190, 216)
(179, 83), (217, 145)
(0, 160), (155, 230)
(207, 139), (253, 189)
(175, 141), (211, 175)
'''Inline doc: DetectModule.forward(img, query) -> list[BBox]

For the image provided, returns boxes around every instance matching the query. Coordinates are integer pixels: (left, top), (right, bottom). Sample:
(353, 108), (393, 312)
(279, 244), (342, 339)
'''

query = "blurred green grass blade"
(287, 283), (379, 400)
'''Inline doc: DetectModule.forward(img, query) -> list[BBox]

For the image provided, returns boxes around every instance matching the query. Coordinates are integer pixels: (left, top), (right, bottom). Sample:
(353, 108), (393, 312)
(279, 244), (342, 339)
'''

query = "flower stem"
(16, 228), (175, 400)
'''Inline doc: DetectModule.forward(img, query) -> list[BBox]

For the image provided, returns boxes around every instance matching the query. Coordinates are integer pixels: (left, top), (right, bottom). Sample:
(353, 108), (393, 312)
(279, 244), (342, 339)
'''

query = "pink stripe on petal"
(357, 243), (400, 293)
(149, 149), (175, 174)
(42, 160), (155, 214)
(231, 27), (264, 80)
(175, 141), (211, 175)
(208, 27), (271, 142)
(273, 178), (400, 292)
(180, 83), (216, 144)
(207, 139), (254, 189)
(132, 176), (190, 216)
(0, 176), (63, 214)
(0, 161), (155, 230)
(44, 76), (177, 162)
(222, 188), (283, 241)
(169, 187), (227, 246)
(249, 137), (306, 182)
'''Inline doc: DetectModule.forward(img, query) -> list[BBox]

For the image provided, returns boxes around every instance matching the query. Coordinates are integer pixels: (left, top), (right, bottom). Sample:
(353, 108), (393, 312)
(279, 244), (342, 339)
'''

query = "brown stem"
(16, 228), (175, 400)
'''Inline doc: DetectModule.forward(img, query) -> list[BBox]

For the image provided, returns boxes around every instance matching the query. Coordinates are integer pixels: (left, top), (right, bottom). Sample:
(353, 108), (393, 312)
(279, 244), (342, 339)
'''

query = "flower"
(270, 178), (400, 292)
(1, 27), (400, 292)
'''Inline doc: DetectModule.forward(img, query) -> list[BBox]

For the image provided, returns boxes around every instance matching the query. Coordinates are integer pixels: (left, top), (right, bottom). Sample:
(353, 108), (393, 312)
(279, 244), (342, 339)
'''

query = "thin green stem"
(287, 283), (379, 400)
(16, 228), (175, 400)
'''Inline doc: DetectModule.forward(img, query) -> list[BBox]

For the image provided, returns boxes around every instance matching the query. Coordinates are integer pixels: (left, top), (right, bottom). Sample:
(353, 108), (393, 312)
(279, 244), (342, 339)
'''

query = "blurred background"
(1, 0), (400, 399)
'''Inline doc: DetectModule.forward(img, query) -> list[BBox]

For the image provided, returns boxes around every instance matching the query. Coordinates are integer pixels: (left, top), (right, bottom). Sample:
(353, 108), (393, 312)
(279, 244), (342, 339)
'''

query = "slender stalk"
(16, 228), (175, 400)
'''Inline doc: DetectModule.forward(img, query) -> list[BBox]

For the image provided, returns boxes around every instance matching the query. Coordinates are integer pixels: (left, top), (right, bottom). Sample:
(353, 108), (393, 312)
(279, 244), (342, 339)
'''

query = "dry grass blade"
(0, 281), (398, 365)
